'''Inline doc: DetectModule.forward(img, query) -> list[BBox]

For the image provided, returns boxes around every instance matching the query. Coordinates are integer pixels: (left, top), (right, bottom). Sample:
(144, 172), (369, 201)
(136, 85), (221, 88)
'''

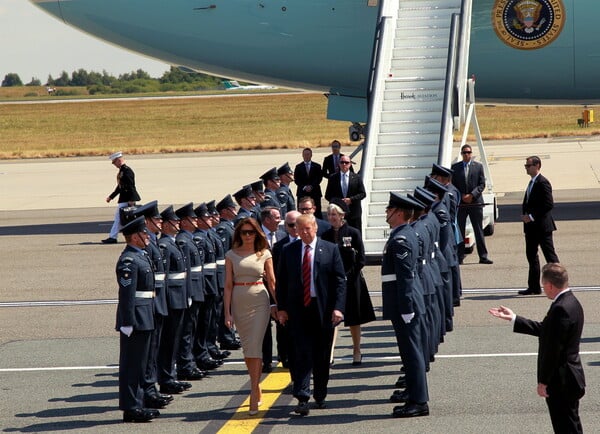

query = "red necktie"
(302, 245), (312, 307)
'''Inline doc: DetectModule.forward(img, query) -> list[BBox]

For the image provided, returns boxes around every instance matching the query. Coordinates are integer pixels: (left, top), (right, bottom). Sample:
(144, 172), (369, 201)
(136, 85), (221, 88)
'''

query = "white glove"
(120, 326), (133, 337)
(401, 313), (415, 324)
(187, 297), (192, 307)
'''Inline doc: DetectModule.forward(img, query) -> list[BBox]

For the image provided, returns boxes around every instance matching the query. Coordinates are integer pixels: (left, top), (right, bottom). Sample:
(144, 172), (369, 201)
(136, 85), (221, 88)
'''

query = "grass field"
(0, 91), (598, 159)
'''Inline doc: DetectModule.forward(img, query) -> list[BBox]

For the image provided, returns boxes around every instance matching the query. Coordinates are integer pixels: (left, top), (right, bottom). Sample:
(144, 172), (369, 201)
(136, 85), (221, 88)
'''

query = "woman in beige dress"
(224, 217), (277, 415)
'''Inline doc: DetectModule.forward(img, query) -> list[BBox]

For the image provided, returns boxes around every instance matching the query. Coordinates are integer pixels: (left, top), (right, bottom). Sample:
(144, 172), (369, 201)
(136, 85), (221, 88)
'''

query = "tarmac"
(1, 137), (599, 433)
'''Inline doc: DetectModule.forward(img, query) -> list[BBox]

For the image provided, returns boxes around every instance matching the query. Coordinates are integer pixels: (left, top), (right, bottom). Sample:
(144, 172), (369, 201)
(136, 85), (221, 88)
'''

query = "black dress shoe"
(123, 408), (155, 423)
(178, 367), (206, 380)
(518, 288), (541, 295)
(390, 390), (409, 403)
(314, 400), (326, 409)
(146, 408), (160, 418)
(262, 363), (273, 373)
(101, 237), (117, 244)
(294, 401), (310, 416)
(144, 395), (169, 409)
(479, 257), (493, 264)
(158, 393), (173, 402)
(211, 350), (231, 360)
(395, 376), (406, 388)
(221, 341), (241, 350)
(176, 380), (192, 390)
(197, 359), (220, 370)
(160, 382), (186, 394)
(392, 402), (429, 418)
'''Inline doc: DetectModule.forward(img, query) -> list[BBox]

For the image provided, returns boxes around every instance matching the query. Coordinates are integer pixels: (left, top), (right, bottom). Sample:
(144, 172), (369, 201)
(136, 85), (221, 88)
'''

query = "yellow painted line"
(217, 364), (291, 433)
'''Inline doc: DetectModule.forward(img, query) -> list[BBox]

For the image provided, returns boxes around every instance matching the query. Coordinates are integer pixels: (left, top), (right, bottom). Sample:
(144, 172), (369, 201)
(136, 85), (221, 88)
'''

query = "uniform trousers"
(110, 202), (130, 239)
(194, 296), (214, 362)
(291, 300), (333, 403)
(119, 330), (152, 410)
(178, 301), (201, 372)
(158, 308), (184, 385)
(143, 314), (164, 397)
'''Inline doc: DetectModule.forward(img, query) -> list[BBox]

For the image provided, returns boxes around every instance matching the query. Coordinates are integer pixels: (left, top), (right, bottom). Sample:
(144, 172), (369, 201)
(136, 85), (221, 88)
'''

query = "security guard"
(156, 206), (192, 395)
(115, 216), (157, 423)
(381, 193), (429, 418)
(261, 167), (285, 217)
(175, 203), (207, 381)
(277, 162), (296, 212)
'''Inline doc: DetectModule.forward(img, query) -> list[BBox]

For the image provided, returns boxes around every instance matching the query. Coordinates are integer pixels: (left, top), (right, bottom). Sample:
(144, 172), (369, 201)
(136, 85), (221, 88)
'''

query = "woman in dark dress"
(322, 199), (376, 365)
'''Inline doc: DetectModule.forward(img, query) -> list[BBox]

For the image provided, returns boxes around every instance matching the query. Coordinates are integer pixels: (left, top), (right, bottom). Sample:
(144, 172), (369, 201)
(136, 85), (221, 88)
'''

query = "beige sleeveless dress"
(226, 249), (271, 358)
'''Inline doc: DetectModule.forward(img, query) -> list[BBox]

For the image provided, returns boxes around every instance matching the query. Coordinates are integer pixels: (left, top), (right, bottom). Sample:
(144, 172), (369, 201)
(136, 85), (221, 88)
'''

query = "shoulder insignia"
(119, 276), (132, 287)
(396, 251), (408, 260)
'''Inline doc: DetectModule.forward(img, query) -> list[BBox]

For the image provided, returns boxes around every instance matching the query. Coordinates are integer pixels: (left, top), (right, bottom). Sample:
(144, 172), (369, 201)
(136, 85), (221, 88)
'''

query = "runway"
(1, 139), (599, 433)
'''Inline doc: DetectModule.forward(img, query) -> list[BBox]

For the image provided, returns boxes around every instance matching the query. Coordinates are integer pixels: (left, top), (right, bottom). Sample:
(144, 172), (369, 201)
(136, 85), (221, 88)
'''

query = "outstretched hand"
(488, 305), (515, 321)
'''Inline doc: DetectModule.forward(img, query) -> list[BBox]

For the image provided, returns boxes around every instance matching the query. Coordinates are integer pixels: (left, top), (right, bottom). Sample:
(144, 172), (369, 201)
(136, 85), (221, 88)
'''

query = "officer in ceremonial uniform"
(261, 167), (286, 217)
(115, 216), (158, 423)
(214, 194), (242, 350)
(233, 185), (257, 224)
(277, 162), (296, 213)
(250, 180), (269, 219)
(381, 193), (429, 418)
(175, 203), (208, 381)
(121, 201), (173, 409)
(156, 206), (193, 395)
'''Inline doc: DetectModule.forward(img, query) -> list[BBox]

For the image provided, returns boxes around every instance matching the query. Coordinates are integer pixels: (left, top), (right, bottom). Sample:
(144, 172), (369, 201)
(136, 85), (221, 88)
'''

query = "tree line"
(1, 67), (226, 94)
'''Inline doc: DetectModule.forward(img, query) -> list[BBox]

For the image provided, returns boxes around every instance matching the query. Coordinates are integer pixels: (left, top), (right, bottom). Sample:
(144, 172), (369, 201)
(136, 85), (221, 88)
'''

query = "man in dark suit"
(324, 155), (366, 232)
(451, 144), (492, 264)
(298, 196), (331, 236)
(276, 213), (346, 416)
(489, 263), (585, 433)
(104, 151), (141, 244)
(519, 156), (560, 295)
(115, 217), (157, 422)
(294, 148), (324, 218)
(321, 140), (353, 179)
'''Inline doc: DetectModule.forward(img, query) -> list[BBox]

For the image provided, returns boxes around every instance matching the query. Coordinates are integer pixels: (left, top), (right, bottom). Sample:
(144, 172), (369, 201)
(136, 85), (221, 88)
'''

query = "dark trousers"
(391, 316), (429, 404)
(216, 294), (238, 345)
(525, 231), (559, 290)
(346, 216), (362, 234)
(119, 330), (152, 411)
(157, 308), (184, 385)
(143, 314), (164, 397)
(290, 301), (334, 403)
(194, 295), (214, 362)
(178, 301), (201, 372)
(262, 320), (273, 366)
(276, 322), (290, 365)
(546, 394), (583, 434)
(457, 205), (488, 260)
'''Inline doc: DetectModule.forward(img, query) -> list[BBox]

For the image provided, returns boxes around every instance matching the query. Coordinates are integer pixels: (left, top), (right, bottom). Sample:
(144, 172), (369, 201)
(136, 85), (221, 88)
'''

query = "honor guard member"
(156, 206), (192, 395)
(430, 164), (463, 307)
(413, 187), (444, 357)
(277, 162), (296, 212)
(115, 216), (157, 423)
(175, 203), (208, 381)
(103, 151), (141, 244)
(215, 194), (242, 350)
(233, 185), (257, 224)
(261, 167), (286, 217)
(192, 203), (223, 371)
(206, 201), (231, 360)
(122, 201), (173, 409)
(425, 177), (455, 333)
(250, 180), (269, 219)
(382, 193), (429, 418)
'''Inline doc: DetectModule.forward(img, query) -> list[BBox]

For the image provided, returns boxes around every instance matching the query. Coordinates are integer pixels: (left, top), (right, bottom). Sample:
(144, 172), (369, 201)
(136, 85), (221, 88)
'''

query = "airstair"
(361, 0), (473, 258)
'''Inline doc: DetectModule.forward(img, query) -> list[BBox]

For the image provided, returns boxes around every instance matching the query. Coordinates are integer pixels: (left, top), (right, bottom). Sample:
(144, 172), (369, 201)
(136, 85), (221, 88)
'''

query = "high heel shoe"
(352, 353), (362, 366)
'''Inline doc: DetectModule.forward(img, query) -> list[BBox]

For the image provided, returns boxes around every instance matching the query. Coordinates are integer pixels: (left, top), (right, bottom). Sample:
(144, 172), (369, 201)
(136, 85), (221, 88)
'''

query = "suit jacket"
(109, 164), (141, 203)
(522, 174), (557, 234)
(322, 153), (354, 179)
(294, 161), (323, 200)
(324, 171), (366, 223)
(514, 291), (585, 400)
(276, 238), (346, 330)
(451, 160), (485, 205)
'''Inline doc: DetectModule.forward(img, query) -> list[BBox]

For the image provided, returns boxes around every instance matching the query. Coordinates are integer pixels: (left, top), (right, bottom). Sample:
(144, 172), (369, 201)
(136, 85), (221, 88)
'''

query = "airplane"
(222, 80), (276, 91)
(30, 0), (597, 125)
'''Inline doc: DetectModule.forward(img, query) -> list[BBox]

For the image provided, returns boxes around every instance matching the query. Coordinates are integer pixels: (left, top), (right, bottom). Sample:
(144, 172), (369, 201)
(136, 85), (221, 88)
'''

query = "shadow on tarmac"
(498, 201), (600, 222)
(0, 221), (108, 236)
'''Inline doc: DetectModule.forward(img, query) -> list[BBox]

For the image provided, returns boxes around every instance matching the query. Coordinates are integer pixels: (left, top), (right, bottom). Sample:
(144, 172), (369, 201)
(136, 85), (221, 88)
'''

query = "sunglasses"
(240, 230), (256, 236)
(461, 151), (472, 154)
(340, 161), (351, 165)
(286, 223), (296, 228)
(524, 164), (534, 167)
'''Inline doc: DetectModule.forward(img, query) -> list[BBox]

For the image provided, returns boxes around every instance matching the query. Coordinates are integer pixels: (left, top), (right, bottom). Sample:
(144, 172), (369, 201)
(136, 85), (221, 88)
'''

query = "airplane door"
(573, 1), (600, 90)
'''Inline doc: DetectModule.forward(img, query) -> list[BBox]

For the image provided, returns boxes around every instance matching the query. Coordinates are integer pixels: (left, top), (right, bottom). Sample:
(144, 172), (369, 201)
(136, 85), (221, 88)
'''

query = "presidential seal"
(492, 0), (565, 50)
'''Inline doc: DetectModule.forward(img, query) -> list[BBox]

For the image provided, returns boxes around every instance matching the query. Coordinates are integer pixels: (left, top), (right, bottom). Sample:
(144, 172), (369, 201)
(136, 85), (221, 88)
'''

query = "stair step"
(391, 56), (448, 70)
(382, 98), (445, 111)
(369, 189), (418, 203)
(371, 165), (432, 179)
(364, 239), (387, 256)
(398, 0), (461, 9)
(397, 16), (454, 29)
(379, 120), (440, 134)
(393, 46), (449, 58)
(385, 78), (445, 90)
(380, 110), (442, 122)
(384, 88), (444, 102)
(372, 177), (427, 191)
(395, 26), (451, 38)
(365, 225), (393, 241)
(376, 142), (439, 155)
(374, 154), (438, 166)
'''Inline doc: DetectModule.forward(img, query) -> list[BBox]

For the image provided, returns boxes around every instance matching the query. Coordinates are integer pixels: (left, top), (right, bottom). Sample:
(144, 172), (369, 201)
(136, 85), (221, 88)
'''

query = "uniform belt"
(154, 273), (165, 281)
(169, 272), (187, 280)
(135, 291), (155, 298)
(422, 260), (427, 265)
(190, 265), (203, 272)
(381, 274), (396, 282)
(204, 263), (217, 270)
(234, 281), (263, 286)
(216, 259), (225, 266)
